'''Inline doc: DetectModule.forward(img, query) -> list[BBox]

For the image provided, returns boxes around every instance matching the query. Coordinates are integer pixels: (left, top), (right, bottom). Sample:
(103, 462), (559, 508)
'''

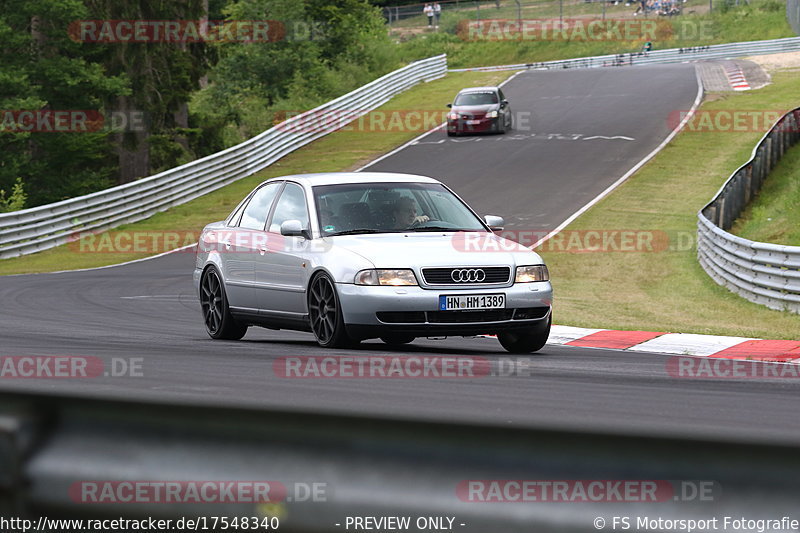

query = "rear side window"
(239, 182), (282, 230)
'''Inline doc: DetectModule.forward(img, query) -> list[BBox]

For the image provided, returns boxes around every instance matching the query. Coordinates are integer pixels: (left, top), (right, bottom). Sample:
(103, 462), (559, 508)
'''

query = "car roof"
(457, 86), (499, 93)
(260, 172), (441, 188)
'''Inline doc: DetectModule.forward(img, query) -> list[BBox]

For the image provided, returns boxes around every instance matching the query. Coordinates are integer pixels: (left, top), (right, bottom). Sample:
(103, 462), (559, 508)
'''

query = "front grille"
(422, 267), (511, 285)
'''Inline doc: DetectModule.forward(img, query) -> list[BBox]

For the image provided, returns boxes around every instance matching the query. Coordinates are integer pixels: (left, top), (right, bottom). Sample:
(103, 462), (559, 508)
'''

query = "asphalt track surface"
(3, 64), (800, 444)
(367, 64), (699, 231)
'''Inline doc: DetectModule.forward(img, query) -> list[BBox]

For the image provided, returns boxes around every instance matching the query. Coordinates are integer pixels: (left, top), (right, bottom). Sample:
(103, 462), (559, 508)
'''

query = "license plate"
(439, 294), (505, 311)
(467, 119), (481, 125)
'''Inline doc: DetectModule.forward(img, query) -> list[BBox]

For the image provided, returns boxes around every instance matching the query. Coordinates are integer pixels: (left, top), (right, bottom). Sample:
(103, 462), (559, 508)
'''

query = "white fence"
(449, 36), (800, 72)
(697, 109), (800, 313)
(0, 55), (447, 260)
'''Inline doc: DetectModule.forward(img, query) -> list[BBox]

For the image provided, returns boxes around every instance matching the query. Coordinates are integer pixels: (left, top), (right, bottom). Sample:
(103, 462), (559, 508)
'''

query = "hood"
(451, 104), (500, 116)
(326, 232), (544, 269)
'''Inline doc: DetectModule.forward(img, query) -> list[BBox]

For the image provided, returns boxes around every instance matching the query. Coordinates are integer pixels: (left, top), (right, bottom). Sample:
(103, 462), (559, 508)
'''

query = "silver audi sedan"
(194, 172), (553, 353)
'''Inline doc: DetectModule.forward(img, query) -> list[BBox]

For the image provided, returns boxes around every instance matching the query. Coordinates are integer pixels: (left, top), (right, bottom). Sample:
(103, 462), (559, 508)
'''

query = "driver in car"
(391, 196), (429, 228)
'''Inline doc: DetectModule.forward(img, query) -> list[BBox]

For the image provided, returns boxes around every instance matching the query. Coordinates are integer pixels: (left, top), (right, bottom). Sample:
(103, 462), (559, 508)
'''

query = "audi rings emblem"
(451, 268), (486, 283)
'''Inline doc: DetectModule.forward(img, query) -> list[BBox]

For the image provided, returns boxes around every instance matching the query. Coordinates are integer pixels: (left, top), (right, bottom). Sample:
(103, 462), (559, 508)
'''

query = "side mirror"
(280, 219), (308, 238)
(483, 215), (504, 231)
(501, 100), (509, 107)
(446, 103), (452, 108)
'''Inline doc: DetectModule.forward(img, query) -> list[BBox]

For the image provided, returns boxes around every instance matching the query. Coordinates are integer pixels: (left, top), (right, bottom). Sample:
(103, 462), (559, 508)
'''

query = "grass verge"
(732, 142), (800, 245)
(396, 0), (794, 68)
(542, 69), (800, 339)
(0, 70), (510, 276)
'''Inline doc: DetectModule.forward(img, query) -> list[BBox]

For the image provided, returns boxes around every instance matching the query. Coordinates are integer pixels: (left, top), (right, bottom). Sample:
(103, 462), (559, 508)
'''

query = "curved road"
(4, 64), (798, 444)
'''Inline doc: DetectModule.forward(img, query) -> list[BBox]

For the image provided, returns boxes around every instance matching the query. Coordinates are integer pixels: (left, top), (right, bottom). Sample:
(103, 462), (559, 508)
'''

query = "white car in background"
(194, 172), (552, 353)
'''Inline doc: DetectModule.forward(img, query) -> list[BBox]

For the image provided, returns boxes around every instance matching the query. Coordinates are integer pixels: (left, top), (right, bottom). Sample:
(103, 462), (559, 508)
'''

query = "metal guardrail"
(0, 55), (447, 260)
(697, 108), (800, 314)
(3, 391), (800, 530)
(449, 36), (800, 72)
(790, 0), (800, 36)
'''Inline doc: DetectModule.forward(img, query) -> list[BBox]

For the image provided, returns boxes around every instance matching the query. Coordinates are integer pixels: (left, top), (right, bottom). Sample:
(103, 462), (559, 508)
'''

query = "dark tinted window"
(313, 182), (486, 236)
(454, 92), (498, 106)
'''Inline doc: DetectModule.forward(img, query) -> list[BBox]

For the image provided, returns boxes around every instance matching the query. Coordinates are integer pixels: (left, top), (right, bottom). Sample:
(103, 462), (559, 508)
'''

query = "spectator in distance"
(424, 3), (434, 27)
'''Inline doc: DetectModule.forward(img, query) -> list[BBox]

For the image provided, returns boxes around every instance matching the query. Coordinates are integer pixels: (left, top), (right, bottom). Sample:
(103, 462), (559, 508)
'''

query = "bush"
(0, 177), (27, 213)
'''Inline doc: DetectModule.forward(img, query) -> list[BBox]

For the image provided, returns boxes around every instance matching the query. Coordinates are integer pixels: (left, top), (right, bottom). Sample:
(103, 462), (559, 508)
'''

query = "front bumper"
(337, 282), (552, 339)
(447, 117), (499, 134)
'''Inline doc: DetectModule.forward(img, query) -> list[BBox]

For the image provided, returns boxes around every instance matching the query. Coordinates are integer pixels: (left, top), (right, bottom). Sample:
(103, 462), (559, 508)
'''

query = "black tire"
(447, 130), (457, 137)
(308, 272), (353, 348)
(498, 315), (551, 353)
(380, 334), (415, 346)
(200, 266), (248, 340)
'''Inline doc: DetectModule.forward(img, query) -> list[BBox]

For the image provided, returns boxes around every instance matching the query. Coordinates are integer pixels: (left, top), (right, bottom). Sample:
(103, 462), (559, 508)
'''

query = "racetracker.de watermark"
(273, 356), (538, 378)
(68, 230), (333, 254)
(0, 356), (143, 378)
(459, 18), (663, 41)
(0, 110), (147, 133)
(68, 20), (285, 43)
(452, 230), (697, 254)
(668, 110), (800, 133)
(457, 480), (718, 502)
(458, 18), (714, 41)
(272, 110), (535, 133)
(71, 481), (277, 504)
(667, 357), (800, 379)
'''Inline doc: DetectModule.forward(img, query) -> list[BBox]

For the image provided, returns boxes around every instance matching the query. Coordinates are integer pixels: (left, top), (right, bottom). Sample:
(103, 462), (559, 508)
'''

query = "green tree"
(193, 0), (397, 145)
(0, 0), (127, 206)
(83, 0), (212, 181)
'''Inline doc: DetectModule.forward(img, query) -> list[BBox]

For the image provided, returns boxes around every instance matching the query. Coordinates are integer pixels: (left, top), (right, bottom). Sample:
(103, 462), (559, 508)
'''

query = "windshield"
(313, 182), (488, 236)
(454, 91), (498, 106)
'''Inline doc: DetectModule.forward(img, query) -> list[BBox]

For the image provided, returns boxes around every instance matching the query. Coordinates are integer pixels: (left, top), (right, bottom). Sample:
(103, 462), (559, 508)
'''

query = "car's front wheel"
(200, 266), (248, 340)
(498, 315), (551, 353)
(308, 272), (354, 348)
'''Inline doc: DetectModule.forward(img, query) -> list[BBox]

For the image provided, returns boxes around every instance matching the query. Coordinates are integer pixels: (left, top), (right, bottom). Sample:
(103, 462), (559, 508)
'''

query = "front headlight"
(448, 113), (459, 120)
(485, 110), (499, 118)
(515, 265), (549, 283)
(355, 269), (418, 286)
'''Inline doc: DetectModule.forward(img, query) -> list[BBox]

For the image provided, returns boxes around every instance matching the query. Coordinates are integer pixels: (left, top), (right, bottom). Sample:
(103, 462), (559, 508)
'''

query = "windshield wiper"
(407, 226), (475, 232)
(326, 228), (386, 236)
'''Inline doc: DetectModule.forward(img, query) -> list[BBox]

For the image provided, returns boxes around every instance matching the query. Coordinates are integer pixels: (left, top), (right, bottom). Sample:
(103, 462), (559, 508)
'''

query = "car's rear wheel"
(380, 334), (415, 346)
(200, 267), (248, 340)
(498, 315), (551, 353)
(308, 273), (353, 348)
